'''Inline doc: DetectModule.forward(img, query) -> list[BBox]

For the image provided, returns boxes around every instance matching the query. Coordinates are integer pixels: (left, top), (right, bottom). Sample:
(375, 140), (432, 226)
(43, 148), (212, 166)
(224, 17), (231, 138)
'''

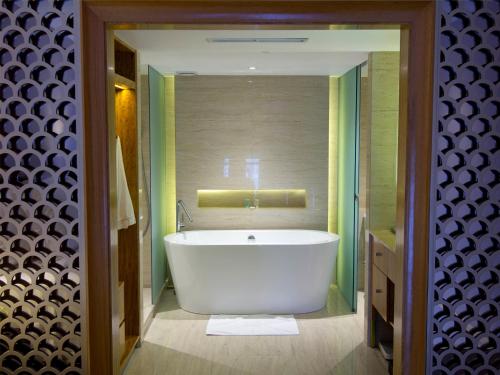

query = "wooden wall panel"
(115, 88), (140, 342)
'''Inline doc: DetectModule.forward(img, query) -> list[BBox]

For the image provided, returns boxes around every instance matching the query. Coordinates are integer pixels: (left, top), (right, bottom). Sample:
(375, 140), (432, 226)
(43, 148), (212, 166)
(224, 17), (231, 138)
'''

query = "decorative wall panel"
(0, 0), (83, 374)
(428, 0), (499, 374)
(176, 76), (329, 231)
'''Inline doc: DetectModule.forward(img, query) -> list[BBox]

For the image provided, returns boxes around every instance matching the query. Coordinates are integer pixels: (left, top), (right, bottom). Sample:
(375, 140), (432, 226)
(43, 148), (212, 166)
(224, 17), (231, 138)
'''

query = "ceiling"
(115, 29), (400, 76)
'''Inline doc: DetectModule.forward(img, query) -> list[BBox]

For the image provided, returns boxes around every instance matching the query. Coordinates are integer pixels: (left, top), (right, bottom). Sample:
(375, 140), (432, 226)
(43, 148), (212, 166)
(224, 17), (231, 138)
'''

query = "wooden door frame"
(81, 1), (435, 374)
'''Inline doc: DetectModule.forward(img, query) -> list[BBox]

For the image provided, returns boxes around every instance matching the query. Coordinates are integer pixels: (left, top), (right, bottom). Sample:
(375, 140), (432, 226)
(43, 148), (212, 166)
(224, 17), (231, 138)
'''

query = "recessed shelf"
(197, 189), (307, 208)
(114, 39), (136, 82)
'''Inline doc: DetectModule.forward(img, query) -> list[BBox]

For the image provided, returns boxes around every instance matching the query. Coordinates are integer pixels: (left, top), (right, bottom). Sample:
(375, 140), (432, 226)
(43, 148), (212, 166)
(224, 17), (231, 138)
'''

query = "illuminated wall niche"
(197, 189), (306, 208)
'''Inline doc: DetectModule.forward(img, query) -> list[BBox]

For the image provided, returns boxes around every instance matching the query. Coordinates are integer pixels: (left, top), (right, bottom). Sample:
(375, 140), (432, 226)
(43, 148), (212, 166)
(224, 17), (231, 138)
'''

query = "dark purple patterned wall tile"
(0, 0), (82, 373)
(428, 0), (499, 374)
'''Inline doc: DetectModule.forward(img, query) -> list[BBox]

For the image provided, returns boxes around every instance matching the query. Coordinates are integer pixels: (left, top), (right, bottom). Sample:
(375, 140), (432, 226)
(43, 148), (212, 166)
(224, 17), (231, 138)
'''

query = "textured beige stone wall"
(367, 52), (400, 231)
(175, 76), (329, 230)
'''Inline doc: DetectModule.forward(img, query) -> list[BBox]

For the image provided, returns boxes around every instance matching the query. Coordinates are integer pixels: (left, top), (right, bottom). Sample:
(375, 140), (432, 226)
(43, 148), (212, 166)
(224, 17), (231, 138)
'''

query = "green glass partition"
(149, 67), (175, 303)
(337, 66), (360, 311)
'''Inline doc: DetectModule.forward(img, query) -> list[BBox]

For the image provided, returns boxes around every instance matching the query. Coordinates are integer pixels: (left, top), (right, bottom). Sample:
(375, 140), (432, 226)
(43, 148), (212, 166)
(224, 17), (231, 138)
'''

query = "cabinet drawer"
(387, 249), (396, 283)
(372, 265), (388, 321)
(372, 239), (388, 275)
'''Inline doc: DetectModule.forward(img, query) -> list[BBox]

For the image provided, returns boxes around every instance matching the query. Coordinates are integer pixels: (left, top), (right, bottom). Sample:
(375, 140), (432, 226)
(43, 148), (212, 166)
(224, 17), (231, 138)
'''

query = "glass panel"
(337, 65), (360, 311)
(148, 66), (168, 304)
(139, 73), (153, 318)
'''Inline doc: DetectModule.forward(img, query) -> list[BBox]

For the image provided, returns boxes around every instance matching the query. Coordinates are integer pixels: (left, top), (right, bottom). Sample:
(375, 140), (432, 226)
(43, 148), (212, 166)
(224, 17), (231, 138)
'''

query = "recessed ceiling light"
(249, 66), (256, 70)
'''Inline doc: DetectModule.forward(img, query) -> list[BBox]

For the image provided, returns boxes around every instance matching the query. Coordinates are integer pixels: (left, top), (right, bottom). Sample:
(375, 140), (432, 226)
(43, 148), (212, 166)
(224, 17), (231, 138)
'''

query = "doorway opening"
(82, 3), (434, 375)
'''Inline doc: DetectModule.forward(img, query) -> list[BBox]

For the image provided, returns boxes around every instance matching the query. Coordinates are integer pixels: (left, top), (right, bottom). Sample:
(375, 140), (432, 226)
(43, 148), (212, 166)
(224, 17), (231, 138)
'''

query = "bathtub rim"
(164, 229), (340, 246)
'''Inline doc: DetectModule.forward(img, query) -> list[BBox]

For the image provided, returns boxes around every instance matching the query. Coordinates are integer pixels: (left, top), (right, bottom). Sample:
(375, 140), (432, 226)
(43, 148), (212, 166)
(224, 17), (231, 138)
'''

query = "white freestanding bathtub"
(164, 230), (339, 314)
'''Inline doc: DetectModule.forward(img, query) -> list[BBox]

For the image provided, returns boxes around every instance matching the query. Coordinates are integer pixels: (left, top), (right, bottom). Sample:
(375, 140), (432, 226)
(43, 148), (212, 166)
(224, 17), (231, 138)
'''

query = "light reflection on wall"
(310, 189), (317, 209)
(245, 158), (260, 189)
(223, 157), (230, 177)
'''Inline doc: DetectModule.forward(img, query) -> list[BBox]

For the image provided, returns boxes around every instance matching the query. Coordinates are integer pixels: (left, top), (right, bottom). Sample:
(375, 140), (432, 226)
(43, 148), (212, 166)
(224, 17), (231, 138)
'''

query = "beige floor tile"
(124, 287), (388, 375)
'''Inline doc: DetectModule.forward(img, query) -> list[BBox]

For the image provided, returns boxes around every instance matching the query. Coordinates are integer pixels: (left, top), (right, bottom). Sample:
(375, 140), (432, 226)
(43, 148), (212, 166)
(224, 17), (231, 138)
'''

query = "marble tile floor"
(125, 286), (388, 375)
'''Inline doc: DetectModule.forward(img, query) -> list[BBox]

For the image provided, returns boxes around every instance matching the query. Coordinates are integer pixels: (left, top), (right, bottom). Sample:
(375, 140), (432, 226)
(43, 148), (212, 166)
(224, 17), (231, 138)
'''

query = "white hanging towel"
(116, 136), (136, 230)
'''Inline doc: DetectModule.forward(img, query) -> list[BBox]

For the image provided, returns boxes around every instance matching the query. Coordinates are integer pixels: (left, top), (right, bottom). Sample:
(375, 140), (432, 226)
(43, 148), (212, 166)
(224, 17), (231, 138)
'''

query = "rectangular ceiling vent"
(206, 37), (308, 43)
(175, 71), (198, 76)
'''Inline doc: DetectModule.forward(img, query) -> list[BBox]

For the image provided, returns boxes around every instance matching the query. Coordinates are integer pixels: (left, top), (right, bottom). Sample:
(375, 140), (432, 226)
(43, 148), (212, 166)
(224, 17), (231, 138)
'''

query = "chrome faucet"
(243, 196), (259, 209)
(176, 199), (193, 232)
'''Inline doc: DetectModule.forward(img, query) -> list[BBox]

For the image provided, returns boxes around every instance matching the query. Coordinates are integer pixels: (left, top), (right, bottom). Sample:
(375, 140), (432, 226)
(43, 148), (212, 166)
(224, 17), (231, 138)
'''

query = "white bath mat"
(206, 315), (299, 336)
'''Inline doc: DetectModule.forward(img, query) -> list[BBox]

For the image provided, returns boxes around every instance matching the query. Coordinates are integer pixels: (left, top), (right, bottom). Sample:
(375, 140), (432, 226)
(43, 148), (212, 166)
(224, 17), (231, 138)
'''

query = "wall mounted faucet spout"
(176, 200), (193, 232)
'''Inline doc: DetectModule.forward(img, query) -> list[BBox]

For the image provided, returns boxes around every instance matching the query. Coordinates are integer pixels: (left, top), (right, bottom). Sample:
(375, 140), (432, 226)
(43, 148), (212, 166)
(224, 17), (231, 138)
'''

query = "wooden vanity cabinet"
(369, 231), (396, 366)
(372, 265), (389, 321)
(370, 232), (396, 322)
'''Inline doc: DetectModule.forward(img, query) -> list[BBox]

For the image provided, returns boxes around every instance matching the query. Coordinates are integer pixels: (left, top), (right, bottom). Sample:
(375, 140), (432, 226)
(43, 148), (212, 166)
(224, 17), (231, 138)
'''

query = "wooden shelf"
(114, 36), (140, 374)
(120, 335), (140, 372)
(114, 73), (136, 90)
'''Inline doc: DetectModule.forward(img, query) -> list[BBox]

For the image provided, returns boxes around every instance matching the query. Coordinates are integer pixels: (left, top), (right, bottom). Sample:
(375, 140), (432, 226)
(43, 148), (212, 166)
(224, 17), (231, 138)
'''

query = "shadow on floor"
(125, 341), (250, 375)
(155, 289), (209, 321)
(330, 342), (388, 375)
(295, 285), (356, 320)
(155, 284), (356, 321)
